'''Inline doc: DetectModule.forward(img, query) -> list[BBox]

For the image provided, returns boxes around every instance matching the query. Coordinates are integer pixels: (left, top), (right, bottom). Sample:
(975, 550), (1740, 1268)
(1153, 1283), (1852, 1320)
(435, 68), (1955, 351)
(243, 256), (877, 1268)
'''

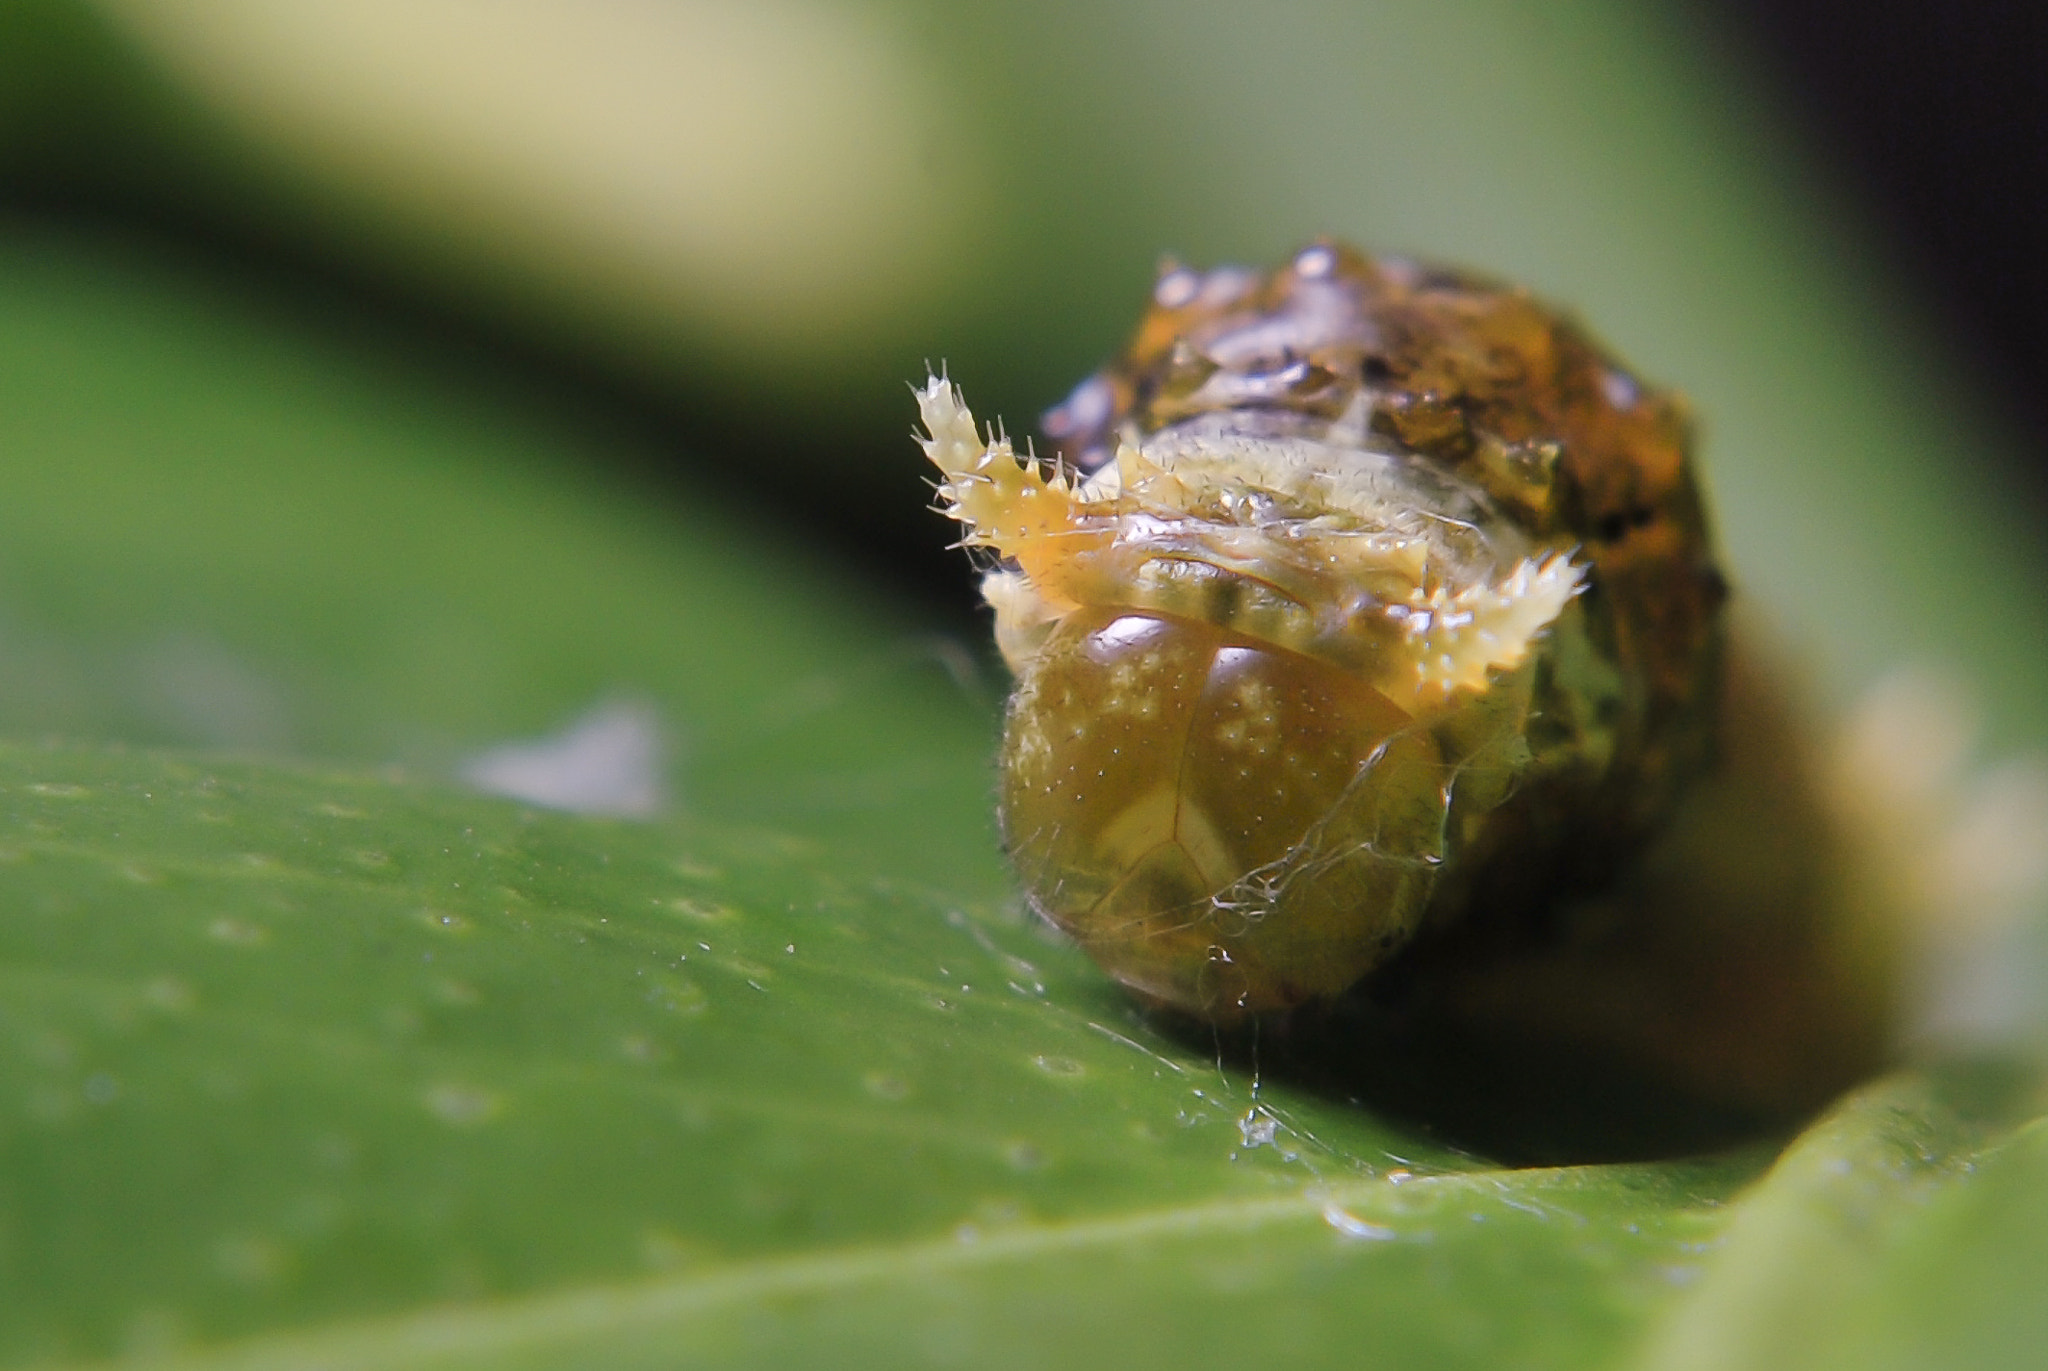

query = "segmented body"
(918, 242), (1725, 1021)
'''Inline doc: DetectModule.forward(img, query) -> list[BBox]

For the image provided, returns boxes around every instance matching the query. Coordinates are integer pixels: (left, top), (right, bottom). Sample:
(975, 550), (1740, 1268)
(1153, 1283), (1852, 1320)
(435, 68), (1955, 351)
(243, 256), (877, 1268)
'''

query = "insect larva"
(918, 242), (1724, 1023)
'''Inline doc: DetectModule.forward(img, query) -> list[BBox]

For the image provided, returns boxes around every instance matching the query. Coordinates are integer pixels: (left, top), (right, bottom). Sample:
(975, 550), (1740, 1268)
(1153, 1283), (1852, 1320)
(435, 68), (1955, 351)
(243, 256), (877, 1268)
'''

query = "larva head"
(917, 373), (1576, 1019)
(1000, 609), (1457, 1015)
(916, 243), (1723, 1021)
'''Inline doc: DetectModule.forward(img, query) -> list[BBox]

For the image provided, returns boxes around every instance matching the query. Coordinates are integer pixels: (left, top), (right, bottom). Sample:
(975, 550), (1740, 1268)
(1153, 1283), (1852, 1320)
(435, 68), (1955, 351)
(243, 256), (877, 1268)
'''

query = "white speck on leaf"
(460, 698), (668, 816)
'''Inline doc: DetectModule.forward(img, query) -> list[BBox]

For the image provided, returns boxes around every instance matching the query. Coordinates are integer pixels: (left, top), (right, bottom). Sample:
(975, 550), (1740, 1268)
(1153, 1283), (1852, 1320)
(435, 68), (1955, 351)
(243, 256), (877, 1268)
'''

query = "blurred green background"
(0, 2), (2043, 1368)
(5, 0), (2047, 732)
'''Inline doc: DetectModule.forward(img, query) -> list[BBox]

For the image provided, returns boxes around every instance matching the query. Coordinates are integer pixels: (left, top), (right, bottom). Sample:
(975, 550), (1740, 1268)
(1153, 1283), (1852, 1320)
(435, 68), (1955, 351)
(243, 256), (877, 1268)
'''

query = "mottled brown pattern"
(1041, 242), (1726, 913)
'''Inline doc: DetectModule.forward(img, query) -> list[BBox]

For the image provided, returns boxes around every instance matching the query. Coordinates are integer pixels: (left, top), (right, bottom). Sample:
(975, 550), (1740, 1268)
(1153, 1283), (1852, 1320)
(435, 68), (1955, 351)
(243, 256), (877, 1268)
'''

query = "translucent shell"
(918, 242), (1725, 1021)
(1002, 611), (1453, 1012)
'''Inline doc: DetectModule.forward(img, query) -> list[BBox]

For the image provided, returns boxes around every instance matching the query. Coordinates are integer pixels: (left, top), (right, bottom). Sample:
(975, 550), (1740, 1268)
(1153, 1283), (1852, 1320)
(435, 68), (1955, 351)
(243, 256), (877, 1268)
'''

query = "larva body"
(919, 242), (1726, 1022)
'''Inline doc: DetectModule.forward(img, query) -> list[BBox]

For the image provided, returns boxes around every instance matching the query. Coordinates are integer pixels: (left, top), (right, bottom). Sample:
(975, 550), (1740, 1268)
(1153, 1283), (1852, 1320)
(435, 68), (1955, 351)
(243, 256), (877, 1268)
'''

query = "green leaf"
(1827, 1110), (2048, 1371)
(0, 743), (1761, 1368)
(0, 225), (1000, 896)
(1638, 1070), (2041, 1371)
